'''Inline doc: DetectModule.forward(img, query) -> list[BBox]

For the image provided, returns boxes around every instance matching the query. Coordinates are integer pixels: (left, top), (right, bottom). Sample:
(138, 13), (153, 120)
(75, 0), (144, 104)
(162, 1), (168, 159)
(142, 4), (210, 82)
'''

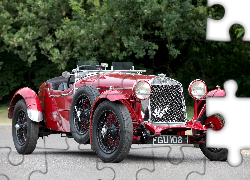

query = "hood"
(79, 73), (156, 89)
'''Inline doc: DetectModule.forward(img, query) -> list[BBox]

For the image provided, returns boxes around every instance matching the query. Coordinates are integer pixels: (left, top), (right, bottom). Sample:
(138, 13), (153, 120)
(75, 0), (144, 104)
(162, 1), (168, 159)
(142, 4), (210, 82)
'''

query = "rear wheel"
(199, 113), (228, 161)
(69, 85), (100, 144)
(91, 101), (133, 163)
(12, 99), (39, 154)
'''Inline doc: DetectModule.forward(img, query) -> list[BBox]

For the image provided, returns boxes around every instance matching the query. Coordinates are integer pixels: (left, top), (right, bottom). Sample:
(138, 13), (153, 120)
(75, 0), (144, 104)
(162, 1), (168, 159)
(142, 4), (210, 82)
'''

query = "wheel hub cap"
(108, 124), (118, 138)
(76, 110), (81, 120)
(15, 124), (20, 130)
(101, 125), (107, 137)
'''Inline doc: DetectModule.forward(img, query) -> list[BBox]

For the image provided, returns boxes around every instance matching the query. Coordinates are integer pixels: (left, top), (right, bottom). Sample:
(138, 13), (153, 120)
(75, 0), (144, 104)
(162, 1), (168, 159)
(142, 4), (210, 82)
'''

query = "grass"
(186, 106), (194, 120)
(0, 103), (11, 125)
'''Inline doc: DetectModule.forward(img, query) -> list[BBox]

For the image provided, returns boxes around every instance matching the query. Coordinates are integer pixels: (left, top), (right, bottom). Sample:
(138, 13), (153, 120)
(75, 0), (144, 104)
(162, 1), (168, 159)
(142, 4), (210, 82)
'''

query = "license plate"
(147, 135), (188, 144)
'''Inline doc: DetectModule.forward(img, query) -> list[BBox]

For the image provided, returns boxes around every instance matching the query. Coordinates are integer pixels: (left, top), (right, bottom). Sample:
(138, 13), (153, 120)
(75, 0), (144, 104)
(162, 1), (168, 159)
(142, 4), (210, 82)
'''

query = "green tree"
(0, 0), (208, 69)
(1, 0), (250, 104)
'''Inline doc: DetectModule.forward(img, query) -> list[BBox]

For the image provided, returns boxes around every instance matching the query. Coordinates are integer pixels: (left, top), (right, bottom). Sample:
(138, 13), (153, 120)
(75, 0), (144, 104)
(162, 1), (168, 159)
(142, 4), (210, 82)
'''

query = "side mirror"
(62, 71), (70, 78)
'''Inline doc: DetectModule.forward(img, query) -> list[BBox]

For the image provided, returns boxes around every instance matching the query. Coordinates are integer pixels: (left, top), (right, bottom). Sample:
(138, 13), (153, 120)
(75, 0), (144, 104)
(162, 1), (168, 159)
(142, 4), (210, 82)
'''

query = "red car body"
(8, 62), (228, 162)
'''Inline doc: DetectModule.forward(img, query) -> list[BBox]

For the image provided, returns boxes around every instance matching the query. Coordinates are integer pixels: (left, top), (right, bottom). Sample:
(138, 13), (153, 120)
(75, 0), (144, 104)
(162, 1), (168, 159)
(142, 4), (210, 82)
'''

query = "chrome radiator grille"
(147, 77), (186, 123)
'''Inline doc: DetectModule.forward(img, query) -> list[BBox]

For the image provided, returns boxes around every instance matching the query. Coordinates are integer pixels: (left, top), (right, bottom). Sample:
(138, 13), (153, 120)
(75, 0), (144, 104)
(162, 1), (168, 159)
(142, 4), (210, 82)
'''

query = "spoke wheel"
(12, 100), (39, 154)
(73, 94), (91, 135)
(97, 110), (120, 154)
(69, 85), (100, 144)
(16, 109), (28, 146)
(91, 101), (133, 163)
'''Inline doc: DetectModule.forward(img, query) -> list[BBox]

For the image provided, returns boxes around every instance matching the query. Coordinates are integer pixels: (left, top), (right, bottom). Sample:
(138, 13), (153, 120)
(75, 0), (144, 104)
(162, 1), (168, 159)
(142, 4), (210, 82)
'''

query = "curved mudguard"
(98, 89), (129, 101)
(89, 89), (136, 149)
(8, 87), (43, 122)
(90, 89), (129, 117)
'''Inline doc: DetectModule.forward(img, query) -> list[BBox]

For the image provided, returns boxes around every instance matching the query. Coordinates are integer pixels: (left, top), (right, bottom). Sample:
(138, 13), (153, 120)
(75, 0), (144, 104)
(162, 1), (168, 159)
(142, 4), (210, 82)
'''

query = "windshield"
(78, 61), (101, 70)
(112, 62), (133, 70)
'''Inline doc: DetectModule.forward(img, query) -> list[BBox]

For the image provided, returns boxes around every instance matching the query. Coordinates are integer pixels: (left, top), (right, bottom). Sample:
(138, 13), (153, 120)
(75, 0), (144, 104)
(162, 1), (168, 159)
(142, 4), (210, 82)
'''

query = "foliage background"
(0, 0), (249, 106)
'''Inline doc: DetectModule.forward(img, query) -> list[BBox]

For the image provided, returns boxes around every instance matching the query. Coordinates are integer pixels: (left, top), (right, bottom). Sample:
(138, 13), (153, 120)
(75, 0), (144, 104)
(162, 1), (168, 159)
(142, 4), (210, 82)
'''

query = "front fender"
(98, 89), (129, 101)
(205, 89), (226, 98)
(90, 89), (129, 120)
(8, 87), (43, 122)
(89, 90), (136, 149)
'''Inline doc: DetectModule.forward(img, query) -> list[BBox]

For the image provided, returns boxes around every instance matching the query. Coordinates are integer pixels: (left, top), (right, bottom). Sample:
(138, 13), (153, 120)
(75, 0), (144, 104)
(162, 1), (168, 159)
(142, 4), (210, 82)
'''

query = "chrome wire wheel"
(69, 85), (100, 144)
(97, 110), (120, 154)
(91, 101), (133, 163)
(15, 109), (28, 146)
(73, 94), (91, 135)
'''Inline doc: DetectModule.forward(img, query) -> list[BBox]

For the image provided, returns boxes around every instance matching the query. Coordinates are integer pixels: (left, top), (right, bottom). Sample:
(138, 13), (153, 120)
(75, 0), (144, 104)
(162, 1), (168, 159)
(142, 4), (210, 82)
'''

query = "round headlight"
(189, 79), (207, 100)
(134, 81), (151, 100)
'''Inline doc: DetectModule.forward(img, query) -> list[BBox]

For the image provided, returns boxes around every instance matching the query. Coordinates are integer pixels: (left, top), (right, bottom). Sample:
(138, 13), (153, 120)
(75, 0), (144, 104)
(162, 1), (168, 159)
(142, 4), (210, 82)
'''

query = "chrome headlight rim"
(188, 79), (207, 100)
(133, 81), (151, 100)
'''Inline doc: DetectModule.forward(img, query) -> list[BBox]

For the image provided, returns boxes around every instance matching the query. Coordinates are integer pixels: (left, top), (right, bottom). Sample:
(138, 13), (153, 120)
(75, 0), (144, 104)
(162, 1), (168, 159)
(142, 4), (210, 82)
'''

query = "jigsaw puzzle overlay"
(206, 80), (250, 167)
(207, 0), (250, 41)
(2, 1), (250, 180)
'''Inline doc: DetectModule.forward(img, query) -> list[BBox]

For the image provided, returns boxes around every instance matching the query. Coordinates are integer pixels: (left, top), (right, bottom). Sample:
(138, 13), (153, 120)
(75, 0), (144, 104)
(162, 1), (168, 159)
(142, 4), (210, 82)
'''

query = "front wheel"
(91, 101), (133, 163)
(12, 99), (39, 154)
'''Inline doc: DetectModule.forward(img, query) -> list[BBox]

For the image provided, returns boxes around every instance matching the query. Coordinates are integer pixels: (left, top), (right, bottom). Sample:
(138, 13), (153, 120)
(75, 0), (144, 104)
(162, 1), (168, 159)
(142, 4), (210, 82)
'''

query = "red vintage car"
(8, 61), (227, 162)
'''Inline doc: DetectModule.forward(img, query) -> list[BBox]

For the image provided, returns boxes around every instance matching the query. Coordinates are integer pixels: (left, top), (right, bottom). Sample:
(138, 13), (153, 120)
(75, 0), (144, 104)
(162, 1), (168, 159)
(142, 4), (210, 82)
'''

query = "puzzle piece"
(0, 126), (47, 179)
(207, 0), (250, 41)
(96, 144), (155, 180)
(137, 145), (206, 180)
(189, 154), (250, 179)
(31, 154), (114, 180)
(30, 136), (115, 180)
(206, 80), (250, 166)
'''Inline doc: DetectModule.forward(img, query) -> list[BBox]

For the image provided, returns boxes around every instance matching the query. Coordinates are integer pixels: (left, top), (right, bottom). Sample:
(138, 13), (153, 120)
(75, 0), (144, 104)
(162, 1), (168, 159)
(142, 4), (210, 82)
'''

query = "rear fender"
(8, 87), (43, 122)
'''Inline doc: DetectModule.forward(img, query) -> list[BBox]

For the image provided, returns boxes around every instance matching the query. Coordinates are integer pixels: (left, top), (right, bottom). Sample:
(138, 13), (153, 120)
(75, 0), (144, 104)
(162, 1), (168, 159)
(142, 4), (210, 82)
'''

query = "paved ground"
(1, 125), (250, 180)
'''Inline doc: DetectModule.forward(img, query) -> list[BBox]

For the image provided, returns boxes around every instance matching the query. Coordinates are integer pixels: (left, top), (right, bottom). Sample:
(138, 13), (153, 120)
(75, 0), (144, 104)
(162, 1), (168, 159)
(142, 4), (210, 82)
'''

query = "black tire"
(199, 111), (228, 161)
(12, 99), (39, 154)
(199, 143), (228, 161)
(91, 101), (133, 163)
(69, 85), (100, 144)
